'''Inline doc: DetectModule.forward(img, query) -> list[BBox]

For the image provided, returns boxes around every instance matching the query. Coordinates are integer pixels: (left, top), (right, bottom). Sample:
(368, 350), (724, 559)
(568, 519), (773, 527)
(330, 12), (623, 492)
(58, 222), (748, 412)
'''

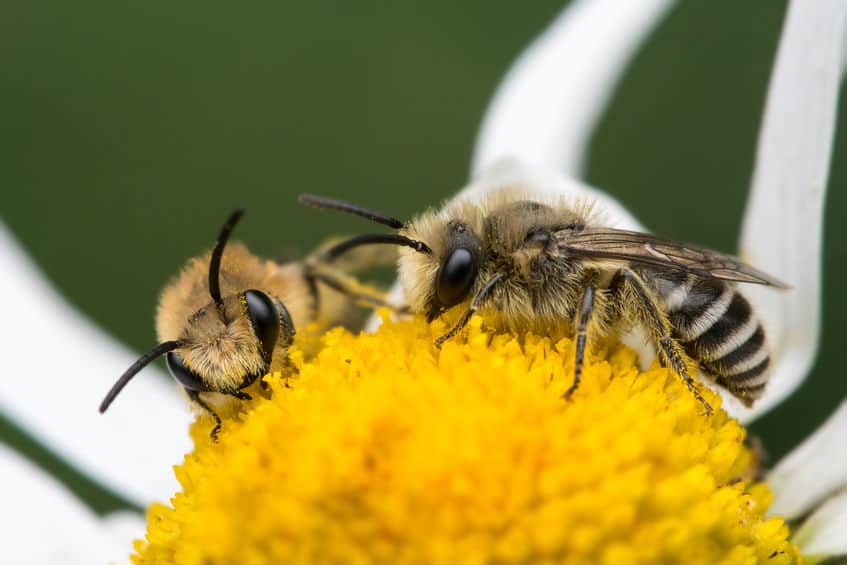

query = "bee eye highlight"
(244, 290), (280, 362)
(436, 248), (477, 308)
(166, 351), (206, 391)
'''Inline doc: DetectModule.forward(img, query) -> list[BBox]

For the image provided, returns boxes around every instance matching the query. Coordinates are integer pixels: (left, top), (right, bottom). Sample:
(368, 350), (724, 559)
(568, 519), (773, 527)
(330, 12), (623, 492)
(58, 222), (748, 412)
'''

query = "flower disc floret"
(134, 316), (799, 564)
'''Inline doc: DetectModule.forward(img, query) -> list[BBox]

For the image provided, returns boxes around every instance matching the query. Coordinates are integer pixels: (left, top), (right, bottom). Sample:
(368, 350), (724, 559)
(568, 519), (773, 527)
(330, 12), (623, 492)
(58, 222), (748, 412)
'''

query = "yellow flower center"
(132, 315), (799, 564)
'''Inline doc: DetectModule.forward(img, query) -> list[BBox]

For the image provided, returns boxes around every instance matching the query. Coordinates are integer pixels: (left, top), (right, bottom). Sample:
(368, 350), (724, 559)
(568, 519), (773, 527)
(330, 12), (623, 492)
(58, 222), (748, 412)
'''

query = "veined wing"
(556, 227), (789, 288)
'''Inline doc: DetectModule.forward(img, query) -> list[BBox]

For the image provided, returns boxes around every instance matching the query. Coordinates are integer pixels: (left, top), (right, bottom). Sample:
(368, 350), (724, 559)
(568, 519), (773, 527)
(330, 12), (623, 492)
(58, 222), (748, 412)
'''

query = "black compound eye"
(244, 290), (280, 362)
(436, 247), (477, 308)
(166, 352), (207, 391)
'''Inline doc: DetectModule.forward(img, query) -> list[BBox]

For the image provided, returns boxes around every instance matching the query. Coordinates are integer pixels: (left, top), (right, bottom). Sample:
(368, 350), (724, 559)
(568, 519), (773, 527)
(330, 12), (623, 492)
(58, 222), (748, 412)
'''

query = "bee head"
(100, 209), (292, 413)
(165, 288), (285, 394)
(297, 193), (493, 323)
(422, 220), (482, 322)
(165, 209), (289, 393)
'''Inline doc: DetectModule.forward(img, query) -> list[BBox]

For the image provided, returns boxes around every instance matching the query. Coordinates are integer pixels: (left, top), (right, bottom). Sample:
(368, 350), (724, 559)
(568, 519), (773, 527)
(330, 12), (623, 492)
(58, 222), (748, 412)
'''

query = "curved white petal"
(460, 158), (644, 232)
(471, 0), (675, 179)
(0, 444), (143, 564)
(792, 488), (847, 559)
(0, 222), (191, 507)
(767, 400), (847, 520)
(102, 511), (148, 558)
(734, 0), (847, 422)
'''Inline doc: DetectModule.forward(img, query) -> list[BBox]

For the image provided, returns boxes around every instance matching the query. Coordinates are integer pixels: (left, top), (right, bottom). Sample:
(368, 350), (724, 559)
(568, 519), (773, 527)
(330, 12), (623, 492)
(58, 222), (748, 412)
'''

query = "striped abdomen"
(656, 273), (769, 406)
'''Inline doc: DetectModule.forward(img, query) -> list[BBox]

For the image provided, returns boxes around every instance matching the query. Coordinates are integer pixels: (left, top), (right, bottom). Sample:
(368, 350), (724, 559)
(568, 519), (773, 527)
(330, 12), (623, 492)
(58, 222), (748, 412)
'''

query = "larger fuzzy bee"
(100, 209), (393, 438)
(300, 189), (788, 415)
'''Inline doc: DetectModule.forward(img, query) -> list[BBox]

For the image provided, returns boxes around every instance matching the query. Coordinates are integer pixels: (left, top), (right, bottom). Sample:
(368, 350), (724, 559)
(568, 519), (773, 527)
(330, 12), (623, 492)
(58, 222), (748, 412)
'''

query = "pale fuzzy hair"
(397, 186), (600, 313)
(156, 243), (312, 345)
(154, 242), (315, 415)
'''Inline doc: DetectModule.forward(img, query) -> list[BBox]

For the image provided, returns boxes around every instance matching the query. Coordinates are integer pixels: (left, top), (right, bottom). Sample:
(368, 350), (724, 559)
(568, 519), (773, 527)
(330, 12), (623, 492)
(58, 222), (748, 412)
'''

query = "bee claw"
(686, 384), (714, 417)
(230, 390), (252, 401)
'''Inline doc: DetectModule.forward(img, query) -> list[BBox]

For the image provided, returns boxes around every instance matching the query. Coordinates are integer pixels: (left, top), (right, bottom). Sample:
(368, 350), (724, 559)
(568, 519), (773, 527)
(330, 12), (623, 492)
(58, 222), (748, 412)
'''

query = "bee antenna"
(298, 194), (405, 229)
(321, 233), (432, 261)
(209, 208), (246, 310)
(99, 340), (182, 413)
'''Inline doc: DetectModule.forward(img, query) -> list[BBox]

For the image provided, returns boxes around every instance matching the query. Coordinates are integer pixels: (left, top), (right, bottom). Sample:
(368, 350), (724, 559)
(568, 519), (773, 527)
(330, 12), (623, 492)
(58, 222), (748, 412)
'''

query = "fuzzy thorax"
(398, 186), (600, 335)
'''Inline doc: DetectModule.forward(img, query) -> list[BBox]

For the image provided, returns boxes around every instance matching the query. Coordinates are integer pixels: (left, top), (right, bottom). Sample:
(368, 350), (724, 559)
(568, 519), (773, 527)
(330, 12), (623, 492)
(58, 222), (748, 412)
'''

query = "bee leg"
(434, 309), (475, 349)
(564, 285), (596, 399)
(277, 297), (296, 348)
(304, 272), (321, 320)
(658, 336), (714, 416)
(434, 273), (505, 348)
(272, 298), (299, 389)
(306, 267), (408, 314)
(277, 356), (299, 389)
(186, 389), (224, 440)
(304, 237), (400, 318)
(619, 269), (713, 416)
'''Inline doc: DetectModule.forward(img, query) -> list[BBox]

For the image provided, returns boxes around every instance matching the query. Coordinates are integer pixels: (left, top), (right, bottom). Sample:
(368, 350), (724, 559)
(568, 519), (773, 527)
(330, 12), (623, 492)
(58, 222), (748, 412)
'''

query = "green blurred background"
(3, 1), (845, 513)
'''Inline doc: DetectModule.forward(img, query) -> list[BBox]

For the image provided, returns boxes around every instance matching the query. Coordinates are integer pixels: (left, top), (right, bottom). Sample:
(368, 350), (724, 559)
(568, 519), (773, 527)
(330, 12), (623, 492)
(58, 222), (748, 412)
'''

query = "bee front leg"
(564, 284), (596, 399)
(279, 356), (299, 389)
(434, 309), (475, 349)
(273, 298), (299, 389)
(618, 269), (713, 416)
(186, 389), (224, 440)
(434, 273), (505, 349)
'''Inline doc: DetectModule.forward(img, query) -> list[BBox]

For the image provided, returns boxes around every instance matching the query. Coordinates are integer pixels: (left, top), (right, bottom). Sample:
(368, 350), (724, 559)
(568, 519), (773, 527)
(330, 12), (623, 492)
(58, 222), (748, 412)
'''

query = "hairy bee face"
(101, 204), (391, 440)
(168, 290), (282, 393)
(425, 221), (483, 322)
(398, 214), (484, 321)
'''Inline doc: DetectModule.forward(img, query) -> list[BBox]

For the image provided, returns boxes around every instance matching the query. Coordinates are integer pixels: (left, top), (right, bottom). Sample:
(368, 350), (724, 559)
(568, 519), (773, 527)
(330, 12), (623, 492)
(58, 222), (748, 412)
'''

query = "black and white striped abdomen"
(657, 273), (770, 406)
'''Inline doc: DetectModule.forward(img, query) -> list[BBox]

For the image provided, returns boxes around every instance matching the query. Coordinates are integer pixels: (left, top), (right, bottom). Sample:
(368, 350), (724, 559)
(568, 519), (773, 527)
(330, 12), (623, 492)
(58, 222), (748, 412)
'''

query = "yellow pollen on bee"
(132, 314), (801, 565)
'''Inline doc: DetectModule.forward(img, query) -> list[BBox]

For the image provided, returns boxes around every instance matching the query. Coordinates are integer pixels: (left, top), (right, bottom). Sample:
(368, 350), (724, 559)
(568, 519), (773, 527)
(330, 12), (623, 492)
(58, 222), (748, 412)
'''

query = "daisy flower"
(0, 0), (844, 562)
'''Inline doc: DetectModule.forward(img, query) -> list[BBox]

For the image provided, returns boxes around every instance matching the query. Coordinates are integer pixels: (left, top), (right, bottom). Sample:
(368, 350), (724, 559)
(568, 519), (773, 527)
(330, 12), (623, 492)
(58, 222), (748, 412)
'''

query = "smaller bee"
(300, 190), (788, 415)
(100, 209), (393, 439)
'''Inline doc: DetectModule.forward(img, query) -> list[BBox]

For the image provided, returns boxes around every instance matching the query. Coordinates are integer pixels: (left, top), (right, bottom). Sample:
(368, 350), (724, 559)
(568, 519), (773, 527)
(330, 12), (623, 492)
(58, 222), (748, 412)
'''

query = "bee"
(99, 208), (394, 439)
(299, 189), (788, 415)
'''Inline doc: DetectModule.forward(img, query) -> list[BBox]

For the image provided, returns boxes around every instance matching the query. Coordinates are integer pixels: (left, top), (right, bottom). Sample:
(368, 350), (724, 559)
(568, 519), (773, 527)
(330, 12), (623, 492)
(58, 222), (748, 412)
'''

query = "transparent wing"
(556, 228), (789, 288)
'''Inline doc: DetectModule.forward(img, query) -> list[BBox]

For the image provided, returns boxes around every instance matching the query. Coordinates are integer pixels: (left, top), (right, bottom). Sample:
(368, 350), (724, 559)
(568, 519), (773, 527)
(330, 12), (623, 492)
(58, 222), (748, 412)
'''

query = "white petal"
(792, 489), (847, 559)
(0, 222), (191, 507)
(471, 0), (675, 179)
(103, 511), (149, 558)
(768, 400), (847, 519)
(734, 0), (847, 422)
(461, 158), (645, 231)
(0, 443), (144, 564)
(377, 0), (669, 329)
